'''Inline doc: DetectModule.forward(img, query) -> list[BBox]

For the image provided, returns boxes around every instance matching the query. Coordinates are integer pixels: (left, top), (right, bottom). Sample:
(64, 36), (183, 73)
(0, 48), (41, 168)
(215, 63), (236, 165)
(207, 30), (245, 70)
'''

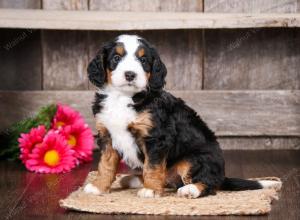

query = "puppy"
(84, 35), (280, 198)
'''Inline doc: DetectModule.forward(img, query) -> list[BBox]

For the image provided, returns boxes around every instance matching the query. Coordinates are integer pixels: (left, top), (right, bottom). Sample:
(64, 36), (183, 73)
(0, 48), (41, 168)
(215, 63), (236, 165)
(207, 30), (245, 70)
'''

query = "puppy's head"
(88, 35), (167, 93)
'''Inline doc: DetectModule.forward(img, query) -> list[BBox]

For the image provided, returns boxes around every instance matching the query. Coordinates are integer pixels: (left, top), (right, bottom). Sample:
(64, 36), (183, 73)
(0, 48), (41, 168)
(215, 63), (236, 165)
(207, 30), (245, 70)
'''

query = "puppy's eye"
(113, 55), (121, 63)
(140, 57), (147, 64)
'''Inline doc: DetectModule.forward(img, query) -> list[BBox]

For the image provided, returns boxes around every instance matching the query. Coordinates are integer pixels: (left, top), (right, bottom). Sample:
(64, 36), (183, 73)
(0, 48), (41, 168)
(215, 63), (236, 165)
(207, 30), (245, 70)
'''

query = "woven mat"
(60, 171), (282, 216)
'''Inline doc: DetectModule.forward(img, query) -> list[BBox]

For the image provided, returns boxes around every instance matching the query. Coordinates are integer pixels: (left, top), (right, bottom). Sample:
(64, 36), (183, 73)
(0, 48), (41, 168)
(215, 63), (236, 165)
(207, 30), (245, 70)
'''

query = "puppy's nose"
(125, 71), (136, 82)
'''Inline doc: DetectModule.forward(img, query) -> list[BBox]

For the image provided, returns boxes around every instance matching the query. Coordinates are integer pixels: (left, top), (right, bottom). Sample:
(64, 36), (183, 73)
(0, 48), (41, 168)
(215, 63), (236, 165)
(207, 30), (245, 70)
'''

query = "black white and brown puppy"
(84, 35), (280, 198)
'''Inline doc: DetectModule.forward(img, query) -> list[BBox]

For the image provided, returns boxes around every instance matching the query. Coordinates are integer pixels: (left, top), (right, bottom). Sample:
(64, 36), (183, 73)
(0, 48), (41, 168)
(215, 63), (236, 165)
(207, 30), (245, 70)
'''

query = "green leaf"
(0, 104), (57, 160)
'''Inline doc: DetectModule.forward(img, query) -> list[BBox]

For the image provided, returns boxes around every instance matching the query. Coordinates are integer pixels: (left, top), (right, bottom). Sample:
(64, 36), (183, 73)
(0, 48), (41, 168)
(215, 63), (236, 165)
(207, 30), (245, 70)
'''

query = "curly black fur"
(132, 90), (225, 194)
(87, 41), (116, 87)
(92, 93), (107, 116)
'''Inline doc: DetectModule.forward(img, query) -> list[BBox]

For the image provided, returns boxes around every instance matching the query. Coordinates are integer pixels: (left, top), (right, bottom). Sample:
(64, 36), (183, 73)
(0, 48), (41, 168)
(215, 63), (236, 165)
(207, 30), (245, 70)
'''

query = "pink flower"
(18, 125), (47, 164)
(18, 103), (94, 174)
(52, 104), (84, 129)
(25, 131), (76, 173)
(60, 122), (94, 163)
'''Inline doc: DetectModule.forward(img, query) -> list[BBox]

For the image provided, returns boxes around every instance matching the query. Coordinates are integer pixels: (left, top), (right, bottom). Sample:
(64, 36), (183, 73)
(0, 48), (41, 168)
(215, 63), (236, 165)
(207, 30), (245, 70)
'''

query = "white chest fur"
(95, 89), (143, 169)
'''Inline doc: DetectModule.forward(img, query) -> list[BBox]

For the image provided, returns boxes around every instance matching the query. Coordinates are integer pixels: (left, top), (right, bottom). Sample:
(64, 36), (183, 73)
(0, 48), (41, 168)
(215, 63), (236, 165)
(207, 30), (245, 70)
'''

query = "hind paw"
(177, 184), (202, 199)
(120, 175), (143, 189)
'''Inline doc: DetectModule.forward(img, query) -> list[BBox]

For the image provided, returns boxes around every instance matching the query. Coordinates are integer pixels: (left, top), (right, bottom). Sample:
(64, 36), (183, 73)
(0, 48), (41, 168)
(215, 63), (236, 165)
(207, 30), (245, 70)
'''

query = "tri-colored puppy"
(84, 35), (279, 198)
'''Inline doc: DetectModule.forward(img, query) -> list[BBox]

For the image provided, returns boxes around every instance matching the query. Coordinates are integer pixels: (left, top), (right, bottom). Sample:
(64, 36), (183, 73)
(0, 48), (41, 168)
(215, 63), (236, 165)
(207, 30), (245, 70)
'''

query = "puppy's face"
(106, 35), (150, 92)
(88, 35), (167, 94)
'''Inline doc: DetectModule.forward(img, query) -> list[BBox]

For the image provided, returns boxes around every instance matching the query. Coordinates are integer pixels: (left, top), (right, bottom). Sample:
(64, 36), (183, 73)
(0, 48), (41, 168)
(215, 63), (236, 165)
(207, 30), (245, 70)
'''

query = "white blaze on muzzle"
(111, 35), (147, 92)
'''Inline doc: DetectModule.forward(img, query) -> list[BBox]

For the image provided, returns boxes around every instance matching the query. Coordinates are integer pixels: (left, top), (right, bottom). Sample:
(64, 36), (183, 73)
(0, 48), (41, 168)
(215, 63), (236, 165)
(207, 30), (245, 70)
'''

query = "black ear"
(149, 48), (167, 92)
(87, 42), (114, 88)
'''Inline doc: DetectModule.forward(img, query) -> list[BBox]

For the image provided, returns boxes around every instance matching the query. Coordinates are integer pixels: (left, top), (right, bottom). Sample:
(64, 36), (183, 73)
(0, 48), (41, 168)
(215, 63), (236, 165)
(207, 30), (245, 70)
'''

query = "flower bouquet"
(0, 104), (94, 173)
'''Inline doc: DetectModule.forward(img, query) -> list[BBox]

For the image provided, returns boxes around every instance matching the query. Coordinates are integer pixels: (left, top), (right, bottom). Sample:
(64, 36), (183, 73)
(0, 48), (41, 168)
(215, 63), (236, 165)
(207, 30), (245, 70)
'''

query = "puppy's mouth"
(117, 82), (145, 93)
(127, 82), (135, 86)
(122, 82), (137, 87)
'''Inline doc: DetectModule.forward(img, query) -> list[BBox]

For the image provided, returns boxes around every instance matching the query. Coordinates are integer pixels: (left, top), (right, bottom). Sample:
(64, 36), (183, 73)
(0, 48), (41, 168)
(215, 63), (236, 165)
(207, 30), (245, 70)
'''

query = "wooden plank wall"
(0, 29), (42, 90)
(0, 0), (40, 9)
(42, 0), (89, 90)
(0, 0), (299, 149)
(202, 0), (300, 149)
(0, 0), (41, 90)
(203, 0), (300, 90)
(204, 0), (299, 13)
(204, 29), (300, 89)
(89, 0), (203, 11)
(42, 0), (88, 10)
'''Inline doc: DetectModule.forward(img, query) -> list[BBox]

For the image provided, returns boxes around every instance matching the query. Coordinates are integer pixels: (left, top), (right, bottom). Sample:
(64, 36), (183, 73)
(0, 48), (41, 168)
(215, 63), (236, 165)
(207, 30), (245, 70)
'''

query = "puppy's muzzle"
(125, 71), (136, 82)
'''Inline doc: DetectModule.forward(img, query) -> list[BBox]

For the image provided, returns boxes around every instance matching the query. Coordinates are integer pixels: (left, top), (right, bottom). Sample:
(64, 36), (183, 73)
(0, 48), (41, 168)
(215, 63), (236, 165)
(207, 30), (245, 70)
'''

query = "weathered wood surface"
(177, 90), (300, 136)
(42, 0), (88, 10)
(141, 30), (203, 90)
(1, 10), (300, 30)
(42, 31), (89, 90)
(42, 2), (89, 90)
(204, 28), (300, 89)
(0, 91), (299, 137)
(219, 137), (300, 150)
(0, 1), (41, 90)
(0, 29), (42, 90)
(0, 0), (40, 9)
(89, 0), (203, 12)
(88, 30), (203, 90)
(204, 0), (299, 13)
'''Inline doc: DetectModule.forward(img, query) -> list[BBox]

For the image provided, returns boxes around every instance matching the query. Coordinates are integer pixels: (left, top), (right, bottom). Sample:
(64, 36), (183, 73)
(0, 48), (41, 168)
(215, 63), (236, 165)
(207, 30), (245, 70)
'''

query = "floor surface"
(1, 150), (299, 220)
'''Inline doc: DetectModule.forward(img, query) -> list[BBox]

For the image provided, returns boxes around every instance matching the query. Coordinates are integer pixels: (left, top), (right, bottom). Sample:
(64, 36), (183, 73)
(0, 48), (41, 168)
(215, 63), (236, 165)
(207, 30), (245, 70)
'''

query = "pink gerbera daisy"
(52, 104), (84, 129)
(18, 125), (46, 164)
(25, 131), (76, 173)
(60, 122), (94, 163)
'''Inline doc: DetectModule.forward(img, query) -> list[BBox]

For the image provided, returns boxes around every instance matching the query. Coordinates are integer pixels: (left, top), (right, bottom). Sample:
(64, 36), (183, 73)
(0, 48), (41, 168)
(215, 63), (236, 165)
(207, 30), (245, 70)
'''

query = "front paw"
(83, 183), (108, 195)
(137, 188), (161, 198)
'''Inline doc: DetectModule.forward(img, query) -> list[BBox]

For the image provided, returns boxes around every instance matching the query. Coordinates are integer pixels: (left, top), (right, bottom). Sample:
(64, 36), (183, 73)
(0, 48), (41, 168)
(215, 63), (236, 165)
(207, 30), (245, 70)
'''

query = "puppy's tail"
(220, 177), (281, 191)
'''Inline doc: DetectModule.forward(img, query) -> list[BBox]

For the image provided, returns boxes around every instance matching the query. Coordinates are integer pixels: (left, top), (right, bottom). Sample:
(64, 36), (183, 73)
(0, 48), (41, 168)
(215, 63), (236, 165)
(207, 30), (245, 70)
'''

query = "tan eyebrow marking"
(137, 47), (145, 57)
(116, 45), (125, 55)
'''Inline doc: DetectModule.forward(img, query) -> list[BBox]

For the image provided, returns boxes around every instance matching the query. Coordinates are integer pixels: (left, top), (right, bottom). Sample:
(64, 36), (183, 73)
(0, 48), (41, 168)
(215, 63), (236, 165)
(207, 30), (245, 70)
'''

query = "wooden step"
(0, 90), (299, 137)
(0, 9), (300, 30)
